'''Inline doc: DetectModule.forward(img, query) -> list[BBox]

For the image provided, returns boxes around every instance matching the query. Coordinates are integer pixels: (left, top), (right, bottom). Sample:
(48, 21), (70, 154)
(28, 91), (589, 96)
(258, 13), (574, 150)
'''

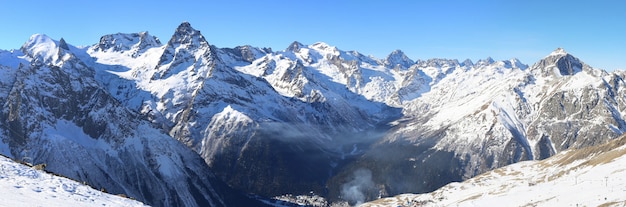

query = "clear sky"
(1, 0), (625, 70)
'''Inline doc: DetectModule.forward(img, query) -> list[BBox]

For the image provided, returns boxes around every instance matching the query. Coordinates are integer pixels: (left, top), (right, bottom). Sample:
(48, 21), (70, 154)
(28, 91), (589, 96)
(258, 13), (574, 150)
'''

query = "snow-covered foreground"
(363, 135), (626, 207)
(0, 156), (147, 207)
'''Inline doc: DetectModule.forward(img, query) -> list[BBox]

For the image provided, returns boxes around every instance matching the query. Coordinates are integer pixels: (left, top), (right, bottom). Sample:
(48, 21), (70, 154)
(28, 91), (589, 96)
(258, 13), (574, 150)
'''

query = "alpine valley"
(1, 22), (625, 206)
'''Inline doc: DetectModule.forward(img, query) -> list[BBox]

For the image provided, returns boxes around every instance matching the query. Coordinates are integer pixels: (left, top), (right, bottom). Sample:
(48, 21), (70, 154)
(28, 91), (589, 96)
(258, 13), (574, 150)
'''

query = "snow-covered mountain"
(0, 33), (264, 207)
(328, 47), (626, 204)
(2, 21), (626, 206)
(363, 134), (626, 207)
(87, 22), (401, 198)
(0, 155), (147, 207)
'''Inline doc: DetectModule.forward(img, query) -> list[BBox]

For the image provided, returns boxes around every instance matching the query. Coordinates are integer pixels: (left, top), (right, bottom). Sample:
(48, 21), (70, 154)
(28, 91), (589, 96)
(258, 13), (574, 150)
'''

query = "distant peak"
(165, 21), (208, 48)
(461, 59), (474, 67)
(532, 48), (586, 76)
(286, 41), (304, 52)
(93, 32), (162, 55)
(549, 48), (568, 56)
(20, 34), (72, 63)
(21, 33), (56, 53)
(390, 49), (404, 55)
(385, 49), (414, 69)
(311, 42), (337, 52)
(175, 21), (196, 35)
(386, 49), (408, 59)
(25, 34), (54, 46)
(476, 57), (495, 66)
(58, 38), (69, 50)
(311, 42), (330, 48)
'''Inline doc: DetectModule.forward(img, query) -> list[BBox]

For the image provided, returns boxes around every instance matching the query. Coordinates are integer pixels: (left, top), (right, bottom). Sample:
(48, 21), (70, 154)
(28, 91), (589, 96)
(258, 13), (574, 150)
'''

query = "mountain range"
(1, 22), (625, 206)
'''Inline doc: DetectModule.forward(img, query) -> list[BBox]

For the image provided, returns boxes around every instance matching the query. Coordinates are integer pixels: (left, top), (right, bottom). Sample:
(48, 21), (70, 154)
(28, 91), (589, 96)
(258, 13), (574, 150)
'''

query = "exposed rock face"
(86, 27), (626, 204)
(3, 23), (625, 206)
(0, 34), (264, 207)
(92, 32), (161, 57)
(384, 49), (414, 69)
(329, 48), (626, 202)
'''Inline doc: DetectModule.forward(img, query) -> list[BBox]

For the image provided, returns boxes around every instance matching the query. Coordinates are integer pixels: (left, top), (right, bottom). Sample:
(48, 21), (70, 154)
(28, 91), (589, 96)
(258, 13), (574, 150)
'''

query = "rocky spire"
(58, 38), (69, 50)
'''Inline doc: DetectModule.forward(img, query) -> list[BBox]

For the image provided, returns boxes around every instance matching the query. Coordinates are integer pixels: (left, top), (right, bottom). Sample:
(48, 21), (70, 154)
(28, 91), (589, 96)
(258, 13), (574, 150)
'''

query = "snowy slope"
(328, 48), (626, 204)
(363, 134), (626, 207)
(0, 155), (147, 207)
(87, 22), (401, 198)
(3, 21), (626, 206)
(75, 25), (626, 203)
(0, 33), (267, 207)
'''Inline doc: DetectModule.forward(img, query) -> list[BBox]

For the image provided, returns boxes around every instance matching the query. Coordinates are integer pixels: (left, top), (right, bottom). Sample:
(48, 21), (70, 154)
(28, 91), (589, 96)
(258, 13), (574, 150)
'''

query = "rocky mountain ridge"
(0, 30), (265, 207)
(1, 22), (625, 205)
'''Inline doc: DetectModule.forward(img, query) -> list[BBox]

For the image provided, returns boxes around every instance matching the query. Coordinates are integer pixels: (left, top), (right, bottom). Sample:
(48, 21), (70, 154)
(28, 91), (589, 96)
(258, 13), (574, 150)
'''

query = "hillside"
(0, 155), (147, 207)
(2, 22), (626, 205)
(363, 135), (626, 206)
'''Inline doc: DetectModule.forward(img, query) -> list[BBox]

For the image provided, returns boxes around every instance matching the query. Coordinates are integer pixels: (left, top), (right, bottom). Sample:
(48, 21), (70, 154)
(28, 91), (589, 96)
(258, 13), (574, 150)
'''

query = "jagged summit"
(4, 22), (623, 207)
(461, 58), (474, 67)
(532, 48), (588, 76)
(166, 21), (208, 48)
(92, 32), (161, 56)
(475, 57), (495, 66)
(175, 21), (195, 35)
(286, 41), (304, 52)
(58, 38), (69, 50)
(153, 22), (216, 79)
(384, 49), (414, 69)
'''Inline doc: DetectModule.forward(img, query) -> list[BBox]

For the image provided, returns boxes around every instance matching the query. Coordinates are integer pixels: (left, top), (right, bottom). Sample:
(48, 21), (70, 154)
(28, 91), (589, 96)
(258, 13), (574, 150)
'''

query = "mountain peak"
(461, 58), (474, 67)
(175, 21), (195, 35)
(549, 47), (567, 57)
(532, 48), (587, 76)
(164, 21), (209, 49)
(311, 42), (333, 50)
(384, 49), (414, 69)
(21, 34), (63, 62)
(22, 34), (54, 49)
(92, 32), (161, 56)
(286, 41), (304, 52)
(387, 49), (406, 58)
(475, 57), (495, 66)
(58, 38), (69, 50)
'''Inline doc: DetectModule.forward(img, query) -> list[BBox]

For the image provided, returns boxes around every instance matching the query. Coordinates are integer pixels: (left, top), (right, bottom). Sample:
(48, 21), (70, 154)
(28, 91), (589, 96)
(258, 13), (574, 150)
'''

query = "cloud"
(340, 168), (375, 205)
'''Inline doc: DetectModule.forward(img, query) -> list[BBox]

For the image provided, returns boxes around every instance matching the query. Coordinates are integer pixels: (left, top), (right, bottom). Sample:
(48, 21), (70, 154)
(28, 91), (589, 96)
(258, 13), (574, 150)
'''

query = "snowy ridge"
(363, 135), (626, 207)
(90, 32), (161, 58)
(0, 155), (147, 207)
(2, 21), (626, 205)
(0, 25), (266, 207)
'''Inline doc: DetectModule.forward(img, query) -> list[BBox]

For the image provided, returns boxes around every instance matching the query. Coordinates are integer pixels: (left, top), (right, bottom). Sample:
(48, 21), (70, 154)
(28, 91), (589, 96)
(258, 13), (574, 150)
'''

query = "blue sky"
(1, 0), (625, 70)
